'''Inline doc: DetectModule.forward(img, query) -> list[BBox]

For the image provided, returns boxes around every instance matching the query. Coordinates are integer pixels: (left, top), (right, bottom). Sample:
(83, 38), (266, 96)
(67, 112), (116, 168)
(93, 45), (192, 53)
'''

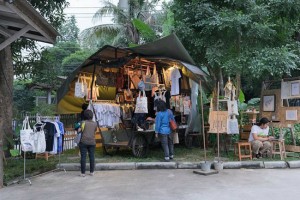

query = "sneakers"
(164, 157), (170, 162)
(80, 174), (86, 177)
(170, 155), (174, 160)
(255, 153), (262, 159)
(90, 172), (94, 176)
(137, 125), (143, 131)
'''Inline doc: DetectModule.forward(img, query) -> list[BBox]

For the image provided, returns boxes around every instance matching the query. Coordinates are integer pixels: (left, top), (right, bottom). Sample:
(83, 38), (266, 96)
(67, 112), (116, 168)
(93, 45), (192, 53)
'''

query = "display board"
(208, 111), (228, 133)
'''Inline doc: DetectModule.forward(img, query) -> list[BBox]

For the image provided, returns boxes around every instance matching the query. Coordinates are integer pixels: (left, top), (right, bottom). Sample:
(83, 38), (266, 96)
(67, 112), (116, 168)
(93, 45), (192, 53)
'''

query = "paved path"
(1, 169), (300, 200)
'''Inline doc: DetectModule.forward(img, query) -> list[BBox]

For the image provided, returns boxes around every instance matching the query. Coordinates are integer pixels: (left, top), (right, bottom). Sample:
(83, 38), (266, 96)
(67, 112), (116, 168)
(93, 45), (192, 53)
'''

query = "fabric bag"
(134, 91), (148, 113)
(130, 71), (141, 89)
(143, 65), (152, 91)
(74, 76), (87, 98)
(20, 117), (33, 152)
(86, 79), (99, 101)
(74, 122), (85, 144)
(74, 133), (82, 145)
(150, 64), (159, 86)
(227, 118), (239, 134)
(124, 88), (133, 102)
(173, 132), (179, 144)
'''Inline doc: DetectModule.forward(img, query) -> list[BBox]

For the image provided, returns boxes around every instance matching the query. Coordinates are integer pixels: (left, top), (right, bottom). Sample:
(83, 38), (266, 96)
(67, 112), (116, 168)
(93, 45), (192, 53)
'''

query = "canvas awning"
(57, 34), (208, 114)
(0, 0), (59, 51)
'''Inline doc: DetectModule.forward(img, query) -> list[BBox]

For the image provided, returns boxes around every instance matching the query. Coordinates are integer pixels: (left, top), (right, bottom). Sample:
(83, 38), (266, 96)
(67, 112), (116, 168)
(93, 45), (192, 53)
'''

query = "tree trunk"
(0, 45), (14, 188)
(235, 72), (241, 100)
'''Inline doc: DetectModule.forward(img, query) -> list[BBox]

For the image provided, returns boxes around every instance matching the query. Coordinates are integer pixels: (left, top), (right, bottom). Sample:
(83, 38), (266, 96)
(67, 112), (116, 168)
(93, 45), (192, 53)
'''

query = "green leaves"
(132, 18), (156, 42)
(174, 0), (300, 97)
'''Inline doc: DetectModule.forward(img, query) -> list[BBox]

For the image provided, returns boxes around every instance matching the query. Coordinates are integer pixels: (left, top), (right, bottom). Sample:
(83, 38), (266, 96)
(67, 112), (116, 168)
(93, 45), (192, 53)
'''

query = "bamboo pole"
(199, 80), (207, 162)
(217, 82), (220, 161)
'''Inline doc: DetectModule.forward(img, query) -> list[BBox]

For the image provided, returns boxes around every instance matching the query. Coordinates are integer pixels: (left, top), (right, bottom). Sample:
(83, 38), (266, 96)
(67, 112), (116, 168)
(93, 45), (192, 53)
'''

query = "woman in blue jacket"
(155, 100), (175, 162)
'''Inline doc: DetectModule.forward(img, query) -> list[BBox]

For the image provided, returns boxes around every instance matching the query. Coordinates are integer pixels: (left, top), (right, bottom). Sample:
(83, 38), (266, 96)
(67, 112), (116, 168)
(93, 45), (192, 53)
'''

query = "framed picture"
(263, 95), (275, 112)
(291, 82), (300, 96)
(286, 110), (297, 121)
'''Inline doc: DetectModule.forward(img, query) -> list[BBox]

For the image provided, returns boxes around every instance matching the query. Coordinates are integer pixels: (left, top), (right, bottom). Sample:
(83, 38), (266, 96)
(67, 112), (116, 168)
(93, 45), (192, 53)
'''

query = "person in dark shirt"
(80, 103), (89, 121)
(78, 109), (97, 177)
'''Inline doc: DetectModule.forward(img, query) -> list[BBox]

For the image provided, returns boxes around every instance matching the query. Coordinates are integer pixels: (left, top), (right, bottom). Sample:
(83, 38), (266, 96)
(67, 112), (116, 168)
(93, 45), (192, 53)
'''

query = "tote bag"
(143, 66), (152, 91)
(135, 91), (148, 113)
(227, 118), (239, 134)
(173, 132), (179, 144)
(150, 64), (159, 86)
(74, 76), (87, 98)
(74, 122), (85, 145)
(20, 117), (33, 152)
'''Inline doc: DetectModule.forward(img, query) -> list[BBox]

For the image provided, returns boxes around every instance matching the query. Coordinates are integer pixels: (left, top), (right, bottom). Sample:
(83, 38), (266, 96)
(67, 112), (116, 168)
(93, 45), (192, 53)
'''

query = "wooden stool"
(234, 141), (252, 161)
(271, 140), (286, 160)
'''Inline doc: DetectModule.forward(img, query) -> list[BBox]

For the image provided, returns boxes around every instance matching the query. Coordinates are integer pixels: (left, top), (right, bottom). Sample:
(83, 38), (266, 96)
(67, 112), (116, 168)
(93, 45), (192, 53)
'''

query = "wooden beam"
(0, 16), (27, 28)
(0, 25), (12, 37)
(6, 1), (57, 44)
(0, 24), (31, 51)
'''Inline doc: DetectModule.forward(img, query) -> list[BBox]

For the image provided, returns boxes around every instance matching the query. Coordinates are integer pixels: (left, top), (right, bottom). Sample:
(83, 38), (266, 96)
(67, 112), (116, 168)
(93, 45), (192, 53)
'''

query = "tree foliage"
(12, 0), (69, 78)
(57, 15), (80, 43)
(31, 42), (81, 87)
(173, 0), (300, 97)
(62, 50), (93, 75)
(80, 0), (162, 47)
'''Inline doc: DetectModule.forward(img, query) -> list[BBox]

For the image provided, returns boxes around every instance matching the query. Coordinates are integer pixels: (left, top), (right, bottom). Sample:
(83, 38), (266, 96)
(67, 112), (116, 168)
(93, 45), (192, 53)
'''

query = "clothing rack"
(19, 116), (32, 186)
(92, 100), (116, 104)
(36, 115), (66, 172)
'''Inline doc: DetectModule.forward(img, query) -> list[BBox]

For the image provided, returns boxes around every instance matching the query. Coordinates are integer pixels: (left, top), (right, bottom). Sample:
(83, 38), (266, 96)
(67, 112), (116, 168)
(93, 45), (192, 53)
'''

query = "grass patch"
(4, 145), (300, 185)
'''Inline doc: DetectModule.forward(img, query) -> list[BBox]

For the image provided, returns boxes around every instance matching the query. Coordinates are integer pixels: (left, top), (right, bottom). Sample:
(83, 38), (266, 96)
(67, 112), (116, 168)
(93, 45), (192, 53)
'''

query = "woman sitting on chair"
(248, 117), (274, 159)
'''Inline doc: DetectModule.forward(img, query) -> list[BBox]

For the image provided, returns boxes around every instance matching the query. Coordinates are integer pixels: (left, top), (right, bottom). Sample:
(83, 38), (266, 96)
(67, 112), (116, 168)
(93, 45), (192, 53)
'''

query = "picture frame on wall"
(263, 95), (275, 112)
(286, 110), (297, 121)
(291, 82), (300, 96)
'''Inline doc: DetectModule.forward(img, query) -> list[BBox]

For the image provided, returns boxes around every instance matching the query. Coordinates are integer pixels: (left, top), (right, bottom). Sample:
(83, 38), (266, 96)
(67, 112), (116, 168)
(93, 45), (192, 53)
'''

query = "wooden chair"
(234, 125), (252, 161)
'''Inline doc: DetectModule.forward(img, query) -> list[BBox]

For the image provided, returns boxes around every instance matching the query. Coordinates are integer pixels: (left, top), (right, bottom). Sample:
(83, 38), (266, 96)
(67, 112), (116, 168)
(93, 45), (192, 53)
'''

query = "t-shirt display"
(170, 68), (181, 96)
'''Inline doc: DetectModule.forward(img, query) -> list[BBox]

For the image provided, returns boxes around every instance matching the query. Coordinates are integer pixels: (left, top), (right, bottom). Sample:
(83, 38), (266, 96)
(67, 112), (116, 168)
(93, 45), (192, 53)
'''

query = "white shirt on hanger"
(170, 68), (181, 96)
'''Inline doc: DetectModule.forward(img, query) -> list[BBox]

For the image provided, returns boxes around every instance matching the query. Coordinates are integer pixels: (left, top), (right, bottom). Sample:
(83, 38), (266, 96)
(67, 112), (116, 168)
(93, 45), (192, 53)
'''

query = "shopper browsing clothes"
(155, 100), (175, 162)
(248, 117), (274, 158)
(78, 109), (97, 177)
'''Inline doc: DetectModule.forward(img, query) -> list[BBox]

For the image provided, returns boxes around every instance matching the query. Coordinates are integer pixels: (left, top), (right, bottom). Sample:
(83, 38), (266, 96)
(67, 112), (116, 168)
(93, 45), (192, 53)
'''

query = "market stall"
(57, 34), (207, 157)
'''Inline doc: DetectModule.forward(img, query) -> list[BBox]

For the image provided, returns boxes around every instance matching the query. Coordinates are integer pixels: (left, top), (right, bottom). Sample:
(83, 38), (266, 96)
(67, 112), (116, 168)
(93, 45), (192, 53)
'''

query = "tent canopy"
(57, 34), (208, 114)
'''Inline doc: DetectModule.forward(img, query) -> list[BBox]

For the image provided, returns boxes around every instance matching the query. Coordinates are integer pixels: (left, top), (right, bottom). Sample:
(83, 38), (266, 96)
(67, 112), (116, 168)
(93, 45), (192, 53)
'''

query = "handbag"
(134, 90), (148, 113)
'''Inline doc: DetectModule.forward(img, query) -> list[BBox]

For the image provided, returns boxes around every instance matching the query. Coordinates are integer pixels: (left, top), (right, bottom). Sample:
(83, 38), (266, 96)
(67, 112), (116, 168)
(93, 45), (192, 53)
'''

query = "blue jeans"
(79, 143), (95, 174)
(158, 134), (174, 159)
